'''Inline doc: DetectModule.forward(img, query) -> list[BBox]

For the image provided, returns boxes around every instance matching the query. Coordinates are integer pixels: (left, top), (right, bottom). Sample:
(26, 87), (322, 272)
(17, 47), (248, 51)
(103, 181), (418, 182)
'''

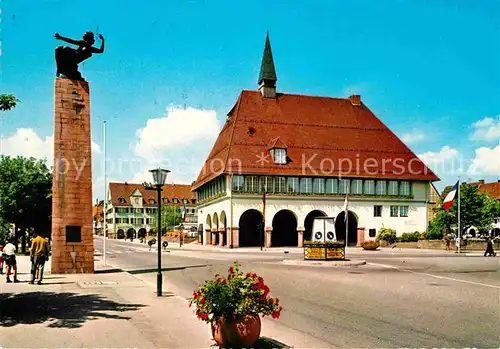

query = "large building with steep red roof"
(193, 34), (439, 248)
(104, 182), (197, 239)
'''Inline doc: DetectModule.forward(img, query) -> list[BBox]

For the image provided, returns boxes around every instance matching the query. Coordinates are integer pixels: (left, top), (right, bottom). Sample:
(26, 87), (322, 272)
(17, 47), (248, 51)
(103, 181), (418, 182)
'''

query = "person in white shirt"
(2, 236), (19, 283)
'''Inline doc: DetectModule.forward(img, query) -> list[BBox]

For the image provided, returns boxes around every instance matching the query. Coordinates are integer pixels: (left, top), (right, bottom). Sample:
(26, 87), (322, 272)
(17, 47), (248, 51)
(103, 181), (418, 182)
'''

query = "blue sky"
(1, 0), (499, 200)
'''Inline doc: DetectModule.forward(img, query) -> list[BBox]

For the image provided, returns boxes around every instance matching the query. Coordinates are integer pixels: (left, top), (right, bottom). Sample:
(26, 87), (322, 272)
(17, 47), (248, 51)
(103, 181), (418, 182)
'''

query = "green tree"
(152, 205), (183, 234)
(477, 194), (500, 233)
(0, 156), (52, 252)
(0, 94), (20, 111)
(427, 210), (454, 239)
(0, 216), (12, 245)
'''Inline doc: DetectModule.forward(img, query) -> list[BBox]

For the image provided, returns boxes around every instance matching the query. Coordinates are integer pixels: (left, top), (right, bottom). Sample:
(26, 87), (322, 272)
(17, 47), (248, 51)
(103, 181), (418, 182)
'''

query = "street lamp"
(144, 167), (170, 296)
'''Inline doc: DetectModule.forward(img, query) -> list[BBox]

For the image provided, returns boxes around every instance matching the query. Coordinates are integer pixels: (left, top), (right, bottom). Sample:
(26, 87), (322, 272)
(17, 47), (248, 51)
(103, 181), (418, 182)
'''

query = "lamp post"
(143, 167), (170, 296)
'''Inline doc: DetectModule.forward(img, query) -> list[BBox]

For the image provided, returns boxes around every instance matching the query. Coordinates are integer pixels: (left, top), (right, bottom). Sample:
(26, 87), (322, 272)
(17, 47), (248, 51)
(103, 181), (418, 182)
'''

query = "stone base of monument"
(51, 77), (94, 274)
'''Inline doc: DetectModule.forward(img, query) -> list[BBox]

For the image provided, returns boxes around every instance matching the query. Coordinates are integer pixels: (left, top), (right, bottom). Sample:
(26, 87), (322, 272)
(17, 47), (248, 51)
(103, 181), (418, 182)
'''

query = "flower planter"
(189, 262), (281, 348)
(211, 314), (261, 348)
(361, 241), (380, 250)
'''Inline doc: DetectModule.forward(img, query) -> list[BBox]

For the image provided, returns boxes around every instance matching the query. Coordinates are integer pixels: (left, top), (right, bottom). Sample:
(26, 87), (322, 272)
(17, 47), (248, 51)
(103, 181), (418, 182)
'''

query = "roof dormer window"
(149, 199), (156, 205)
(173, 198), (179, 204)
(272, 148), (286, 164)
(268, 137), (287, 165)
(118, 197), (126, 204)
(163, 198), (169, 204)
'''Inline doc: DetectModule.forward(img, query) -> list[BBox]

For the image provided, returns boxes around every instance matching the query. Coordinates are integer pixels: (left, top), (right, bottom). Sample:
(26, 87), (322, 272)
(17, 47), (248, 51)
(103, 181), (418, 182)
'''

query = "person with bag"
(30, 232), (49, 285)
(3, 236), (19, 283)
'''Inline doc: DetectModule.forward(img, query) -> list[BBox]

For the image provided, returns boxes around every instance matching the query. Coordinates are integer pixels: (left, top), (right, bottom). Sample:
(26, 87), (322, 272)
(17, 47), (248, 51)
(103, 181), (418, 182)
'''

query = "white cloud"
(401, 129), (425, 144)
(470, 115), (500, 142)
(417, 145), (463, 177)
(0, 128), (101, 164)
(467, 143), (500, 176)
(134, 105), (219, 163)
(418, 146), (459, 166)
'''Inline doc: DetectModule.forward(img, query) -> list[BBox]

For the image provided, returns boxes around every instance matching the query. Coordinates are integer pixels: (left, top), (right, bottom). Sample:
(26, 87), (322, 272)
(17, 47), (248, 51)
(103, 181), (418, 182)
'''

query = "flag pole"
(103, 120), (107, 266)
(345, 189), (349, 250)
(457, 176), (461, 254)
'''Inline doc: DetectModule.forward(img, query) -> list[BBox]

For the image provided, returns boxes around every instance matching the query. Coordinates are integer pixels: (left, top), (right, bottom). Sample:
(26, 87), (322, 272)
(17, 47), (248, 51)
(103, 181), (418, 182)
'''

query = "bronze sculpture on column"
(54, 31), (105, 81)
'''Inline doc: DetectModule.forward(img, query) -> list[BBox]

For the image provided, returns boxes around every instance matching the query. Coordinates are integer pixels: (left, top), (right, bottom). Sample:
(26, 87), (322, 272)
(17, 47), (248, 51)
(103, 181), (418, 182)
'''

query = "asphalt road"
(95, 237), (500, 348)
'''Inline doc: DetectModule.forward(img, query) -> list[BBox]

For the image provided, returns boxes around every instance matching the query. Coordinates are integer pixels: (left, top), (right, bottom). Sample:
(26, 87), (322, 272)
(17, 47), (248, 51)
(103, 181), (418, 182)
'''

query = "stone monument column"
(51, 78), (94, 274)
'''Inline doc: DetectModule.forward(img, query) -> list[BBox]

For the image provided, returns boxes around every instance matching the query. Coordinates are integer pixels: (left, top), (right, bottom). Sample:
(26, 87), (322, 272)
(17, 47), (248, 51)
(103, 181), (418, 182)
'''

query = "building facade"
(105, 182), (197, 239)
(427, 183), (441, 222)
(192, 34), (439, 248)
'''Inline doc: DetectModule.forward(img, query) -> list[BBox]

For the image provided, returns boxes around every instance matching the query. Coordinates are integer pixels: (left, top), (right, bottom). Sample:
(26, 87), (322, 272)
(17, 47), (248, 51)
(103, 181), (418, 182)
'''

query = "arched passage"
(138, 228), (147, 240)
(213, 212), (219, 245)
(335, 211), (358, 246)
(220, 211), (227, 246)
(126, 228), (136, 240)
(206, 215), (212, 244)
(239, 209), (263, 247)
(272, 210), (298, 247)
(468, 228), (476, 237)
(304, 210), (327, 242)
(117, 229), (125, 239)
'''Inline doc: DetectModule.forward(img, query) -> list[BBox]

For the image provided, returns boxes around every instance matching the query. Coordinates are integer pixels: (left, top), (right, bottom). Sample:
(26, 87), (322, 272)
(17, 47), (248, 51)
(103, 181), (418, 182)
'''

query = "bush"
(376, 228), (397, 244)
(425, 229), (443, 240)
(400, 232), (420, 242)
(361, 240), (380, 250)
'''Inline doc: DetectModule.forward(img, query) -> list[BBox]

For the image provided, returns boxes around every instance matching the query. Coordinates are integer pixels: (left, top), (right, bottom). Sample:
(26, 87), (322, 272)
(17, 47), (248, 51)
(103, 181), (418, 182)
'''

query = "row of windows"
(113, 207), (196, 215)
(232, 175), (412, 196)
(373, 205), (408, 217)
(118, 197), (194, 205)
(198, 176), (227, 201)
(111, 218), (154, 225)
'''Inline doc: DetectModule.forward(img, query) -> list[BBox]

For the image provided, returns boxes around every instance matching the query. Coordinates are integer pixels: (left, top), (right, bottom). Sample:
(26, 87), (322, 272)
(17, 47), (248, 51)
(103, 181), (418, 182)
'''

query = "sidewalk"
(0, 255), (332, 348)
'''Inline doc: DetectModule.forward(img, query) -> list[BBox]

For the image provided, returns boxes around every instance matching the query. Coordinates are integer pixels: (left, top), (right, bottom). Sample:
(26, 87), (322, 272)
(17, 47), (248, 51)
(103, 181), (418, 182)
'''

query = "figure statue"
(54, 31), (105, 81)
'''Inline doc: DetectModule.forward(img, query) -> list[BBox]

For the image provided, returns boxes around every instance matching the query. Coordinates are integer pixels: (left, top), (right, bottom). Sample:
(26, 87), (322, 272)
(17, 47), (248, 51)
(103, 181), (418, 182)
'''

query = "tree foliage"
(151, 205), (183, 233)
(0, 216), (12, 245)
(0, 94), (20, 111)
(0, 156), (52, 235)
(429, 183), (500, 237)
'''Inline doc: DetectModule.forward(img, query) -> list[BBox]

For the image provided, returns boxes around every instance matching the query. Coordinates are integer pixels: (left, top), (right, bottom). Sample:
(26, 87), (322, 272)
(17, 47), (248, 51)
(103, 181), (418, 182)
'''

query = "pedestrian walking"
(148, 238), (156, 251)
(30, 232), (49, 285)
(444, 234), (451, 250)
(179, 232), (184, 248)
(2, 236), (19, 283)
(484, 236), (496, 257)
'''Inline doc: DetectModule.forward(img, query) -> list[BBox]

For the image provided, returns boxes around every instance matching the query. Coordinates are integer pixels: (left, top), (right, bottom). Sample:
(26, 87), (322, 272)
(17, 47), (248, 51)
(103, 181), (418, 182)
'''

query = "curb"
(281, 259), (366, 267)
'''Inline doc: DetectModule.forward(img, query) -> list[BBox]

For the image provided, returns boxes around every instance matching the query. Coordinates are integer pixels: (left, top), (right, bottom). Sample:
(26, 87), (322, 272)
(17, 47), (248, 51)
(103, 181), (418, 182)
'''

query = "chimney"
(348, 95), (361, 106)
(479, 179), (485, 184)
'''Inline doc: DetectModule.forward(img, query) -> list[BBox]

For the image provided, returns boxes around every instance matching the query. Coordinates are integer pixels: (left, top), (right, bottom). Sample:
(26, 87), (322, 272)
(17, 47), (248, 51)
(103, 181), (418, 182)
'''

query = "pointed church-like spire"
(258, 32), (277, 98)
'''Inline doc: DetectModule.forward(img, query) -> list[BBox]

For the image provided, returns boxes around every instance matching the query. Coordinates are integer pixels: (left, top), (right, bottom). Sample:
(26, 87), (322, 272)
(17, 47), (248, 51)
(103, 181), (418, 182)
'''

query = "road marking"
(368, 262), (500, 289)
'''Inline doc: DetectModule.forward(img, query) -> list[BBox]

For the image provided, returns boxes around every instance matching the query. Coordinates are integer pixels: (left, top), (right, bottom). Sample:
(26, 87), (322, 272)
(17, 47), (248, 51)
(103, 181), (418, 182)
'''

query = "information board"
(304, 247), (325, 260)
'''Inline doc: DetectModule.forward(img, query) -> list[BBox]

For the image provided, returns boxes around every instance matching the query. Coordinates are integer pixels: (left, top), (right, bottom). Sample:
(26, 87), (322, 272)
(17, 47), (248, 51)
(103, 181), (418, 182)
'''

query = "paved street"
(95, 237), (500, 348)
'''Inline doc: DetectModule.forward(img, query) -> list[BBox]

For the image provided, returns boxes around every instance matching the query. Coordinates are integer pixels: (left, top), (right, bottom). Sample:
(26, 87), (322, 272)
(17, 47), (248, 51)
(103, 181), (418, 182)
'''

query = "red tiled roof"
(193, 90), (439, 189)
(268, 137), (287, 149)
(109, 182), (196, 207)
(477, 181), (500, 199)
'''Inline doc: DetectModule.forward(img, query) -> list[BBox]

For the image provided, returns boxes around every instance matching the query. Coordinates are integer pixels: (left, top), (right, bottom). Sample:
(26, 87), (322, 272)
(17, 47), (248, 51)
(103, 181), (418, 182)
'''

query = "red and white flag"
(443, 181), (459, 211)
